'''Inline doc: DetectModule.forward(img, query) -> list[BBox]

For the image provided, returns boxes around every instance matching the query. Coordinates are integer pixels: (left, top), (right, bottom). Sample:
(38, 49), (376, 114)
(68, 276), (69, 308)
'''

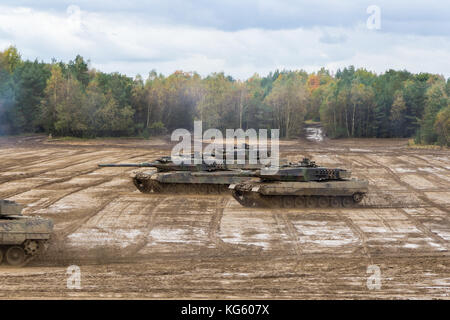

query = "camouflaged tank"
(229, 158), (368, 208)
(0, 200), (53, 266)
(98, 148), (276, 194)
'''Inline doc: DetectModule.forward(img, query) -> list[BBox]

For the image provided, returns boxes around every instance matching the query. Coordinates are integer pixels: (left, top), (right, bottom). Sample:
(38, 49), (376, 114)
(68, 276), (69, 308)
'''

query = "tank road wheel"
(193, 184), (202, 193)
(306, 196), (317, 208)
(352, 193), (364, 203)
(23, 240), (40, 256)
(221, 185), (230, 193)
(342, 197), (354, 208)
(294, 196), (305, 208)
(171, 184), (180, 194)
(175, 184), (185, 194)
(329, 197), (341, 208)
(243, 197), (256, 208)
(193, 184), (203, 194)
(185, 184), (193, 193)
(206, 185), (214, 194)
(152, 181), (163, 193)
(317, 197), (329, 208)
(144, 180), (156, 193)
(282, 196), (295, 208)
(241, 195), (255, 207)
(6, 246), (26, 266)
(176, 184), (184, 193)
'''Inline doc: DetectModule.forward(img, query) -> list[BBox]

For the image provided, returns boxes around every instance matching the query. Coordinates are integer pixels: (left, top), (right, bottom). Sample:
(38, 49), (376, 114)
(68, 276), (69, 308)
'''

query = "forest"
(0, 46), (448, 146)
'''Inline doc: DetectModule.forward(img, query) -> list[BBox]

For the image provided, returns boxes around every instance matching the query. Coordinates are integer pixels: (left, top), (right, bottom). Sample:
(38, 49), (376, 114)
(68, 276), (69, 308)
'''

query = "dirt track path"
(0, 136), (449, 299)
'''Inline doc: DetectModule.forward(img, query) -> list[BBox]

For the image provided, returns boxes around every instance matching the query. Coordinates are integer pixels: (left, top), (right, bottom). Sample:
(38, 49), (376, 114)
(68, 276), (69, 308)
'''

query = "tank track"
(231, 190), (364, 208)
(132, 176), (230, 194)
(0, 240), (48, 267)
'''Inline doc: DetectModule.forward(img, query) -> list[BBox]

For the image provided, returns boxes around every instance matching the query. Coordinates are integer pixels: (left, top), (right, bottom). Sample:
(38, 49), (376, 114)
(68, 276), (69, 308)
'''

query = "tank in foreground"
(0, 200), (53, 266)
(229, 158), (368, 208)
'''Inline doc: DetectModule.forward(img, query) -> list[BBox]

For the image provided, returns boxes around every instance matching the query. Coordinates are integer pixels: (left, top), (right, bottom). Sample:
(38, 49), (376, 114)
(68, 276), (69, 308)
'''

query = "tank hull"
(0, 216), (53, 266)
(131, 170), (256, 194)
(0, 200), (53, 266)
(230, 179), (369, 208)
(1, 216), (53, 244)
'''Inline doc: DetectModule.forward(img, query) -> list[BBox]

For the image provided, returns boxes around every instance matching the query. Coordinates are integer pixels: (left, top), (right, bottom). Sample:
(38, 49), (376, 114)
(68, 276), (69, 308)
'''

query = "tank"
(211, 143), (271, 161)
(229, 158), (369, 208)
(0, 200), (53, 266)
(98, 153), (272, 194)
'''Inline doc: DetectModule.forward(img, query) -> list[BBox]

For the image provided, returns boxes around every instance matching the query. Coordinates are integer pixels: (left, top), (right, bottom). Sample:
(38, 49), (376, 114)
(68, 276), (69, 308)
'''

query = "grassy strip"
(407, 139), (448, 150)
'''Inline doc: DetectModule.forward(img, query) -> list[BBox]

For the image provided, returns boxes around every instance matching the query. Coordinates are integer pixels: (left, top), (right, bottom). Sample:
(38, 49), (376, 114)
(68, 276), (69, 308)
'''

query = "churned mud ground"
(0, 134), (449, 299)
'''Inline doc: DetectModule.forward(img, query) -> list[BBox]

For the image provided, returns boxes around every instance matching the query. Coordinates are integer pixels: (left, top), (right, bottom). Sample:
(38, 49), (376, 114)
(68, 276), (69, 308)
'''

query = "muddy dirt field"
(0, 135), (449, 299)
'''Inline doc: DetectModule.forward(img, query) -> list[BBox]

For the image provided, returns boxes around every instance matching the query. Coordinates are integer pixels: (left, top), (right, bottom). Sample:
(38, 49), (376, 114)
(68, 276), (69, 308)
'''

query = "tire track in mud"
(44, 195), (118, 264)
(407, 154), (449, 172)
(275, 213), (303, 259)
(0, 150), (150, 186)
(372, 211), (394, 233)
(337, 154), (404, 208)
(32, 175), (120, 212)
(0, 149), (89, 172)
(360, 154), (450, 215)
(355, 154), (449, 214)
(339, 154), (447, 257)
(0, 166), (103, 199)
(413, 172), (450, 190)
(207, 197), (266, 254)
(0, 150), (110, 184)
(123, 199), (167, 257)
(56, 196), (118, 239)
(396, 208), (450, 252)
(338, 210), (373, 264)
(395, 154), (450, 188)
(0, 151), (150, 199)
(273, 212), (305, 272)
(207, 197), (229, 249)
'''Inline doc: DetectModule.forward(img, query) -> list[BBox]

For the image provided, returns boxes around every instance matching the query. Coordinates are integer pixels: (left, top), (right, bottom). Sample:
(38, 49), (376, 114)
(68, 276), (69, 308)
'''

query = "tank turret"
(0, 199), (24, 216)
(211, 143), (271, 160)
(98, 156), (235, 172)
(256, 159), (352, 182)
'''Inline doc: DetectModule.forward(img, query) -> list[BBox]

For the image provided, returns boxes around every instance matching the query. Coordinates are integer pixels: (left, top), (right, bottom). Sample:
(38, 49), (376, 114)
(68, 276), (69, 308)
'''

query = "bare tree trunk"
(345, 104), (350, 137)
(54, 81), (57, 125)
(239, 88), (243, 129)
(366, 105), (370, 137)
(352, 102), (356, 137)
(286, 100), (290, 139)
(333, 104), (337, 136)
(146, 100), (150, 128)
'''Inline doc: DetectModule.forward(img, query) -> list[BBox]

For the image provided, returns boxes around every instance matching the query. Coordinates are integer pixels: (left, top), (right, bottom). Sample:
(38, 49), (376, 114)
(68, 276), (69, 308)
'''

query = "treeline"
(0, 46), (449, 145)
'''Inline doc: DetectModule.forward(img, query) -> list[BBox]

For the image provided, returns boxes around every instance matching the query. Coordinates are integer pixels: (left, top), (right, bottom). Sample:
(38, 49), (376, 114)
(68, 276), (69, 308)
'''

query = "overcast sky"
(0, 0), (449, 79)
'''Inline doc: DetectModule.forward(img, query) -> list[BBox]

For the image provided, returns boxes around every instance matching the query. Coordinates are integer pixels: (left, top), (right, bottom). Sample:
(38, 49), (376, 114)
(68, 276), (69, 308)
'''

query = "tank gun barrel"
(98, 162), (156, 168)
(98, 162), (236, 172)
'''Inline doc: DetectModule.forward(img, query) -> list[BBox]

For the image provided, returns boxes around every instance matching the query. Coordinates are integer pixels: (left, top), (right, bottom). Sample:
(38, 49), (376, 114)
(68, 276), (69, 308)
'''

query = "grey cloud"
(0, 2), (449, 79)
(319, 33), (348, 44)
(2, 0), (449, 36)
